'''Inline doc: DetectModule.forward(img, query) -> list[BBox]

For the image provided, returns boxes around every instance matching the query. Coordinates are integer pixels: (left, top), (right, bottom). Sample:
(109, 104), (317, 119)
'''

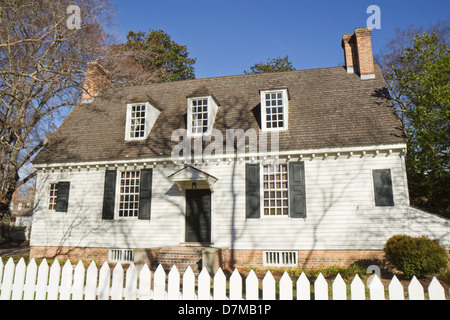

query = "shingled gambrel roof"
(33, 65), (406, 165)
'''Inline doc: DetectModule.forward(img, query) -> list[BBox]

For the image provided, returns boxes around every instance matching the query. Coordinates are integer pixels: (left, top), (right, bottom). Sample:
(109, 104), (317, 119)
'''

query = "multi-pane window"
(262, 164), (289, 216)
(129, 104), (146, 139)
(118, 171), (140, 218)
(264, 91), (285, 129)
(191, 98), (209, 134)
(48, 183), (58, 210)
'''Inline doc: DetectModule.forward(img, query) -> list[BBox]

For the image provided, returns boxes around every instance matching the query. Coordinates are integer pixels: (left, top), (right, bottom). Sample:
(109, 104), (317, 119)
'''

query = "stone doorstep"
(137, 246), (223, 275)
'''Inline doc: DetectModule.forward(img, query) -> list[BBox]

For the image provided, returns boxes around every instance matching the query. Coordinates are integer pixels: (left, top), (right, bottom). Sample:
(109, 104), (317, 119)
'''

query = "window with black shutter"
(138, 169), (153, 220)
(245, 163), (260, 219)
(288, 161), (307, 218)
(102, 169), (153, 220)
(102, 170), (117, 220)
(372, 169), (394, 206)
(55, 181), (70, 212)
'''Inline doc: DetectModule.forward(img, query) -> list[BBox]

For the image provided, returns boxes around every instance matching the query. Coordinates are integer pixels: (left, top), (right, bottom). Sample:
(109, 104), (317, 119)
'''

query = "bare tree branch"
(0, 0), (115, 218)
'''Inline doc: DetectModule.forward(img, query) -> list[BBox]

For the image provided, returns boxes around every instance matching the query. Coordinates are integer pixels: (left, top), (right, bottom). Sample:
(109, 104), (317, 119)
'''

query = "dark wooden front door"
(185, 189), (211, 243)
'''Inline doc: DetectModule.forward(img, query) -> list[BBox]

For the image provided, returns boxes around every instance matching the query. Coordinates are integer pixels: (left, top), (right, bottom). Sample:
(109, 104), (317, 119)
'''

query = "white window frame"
(48, 183), (58, 211)
(187, 96), (219, 136)
(115, 170), (140, 219)
(125, 101), (160, 141)
(261, 164), (289, 217)
(260, 89), (289, 131)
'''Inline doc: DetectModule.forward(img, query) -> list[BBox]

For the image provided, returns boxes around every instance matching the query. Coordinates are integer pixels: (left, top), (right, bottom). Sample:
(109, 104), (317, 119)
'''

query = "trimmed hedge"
(384, 234), (448, 278)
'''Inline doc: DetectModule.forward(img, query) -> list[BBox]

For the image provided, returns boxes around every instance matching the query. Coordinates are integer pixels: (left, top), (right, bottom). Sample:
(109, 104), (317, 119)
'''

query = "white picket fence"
(0, 257), (448, 300)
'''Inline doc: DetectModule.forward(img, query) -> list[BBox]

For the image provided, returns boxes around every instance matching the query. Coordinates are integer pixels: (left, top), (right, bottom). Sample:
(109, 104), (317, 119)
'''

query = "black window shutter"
(102, 170), (117, 220)
(373, 169), (394, 206)
(55, 182), (70, 212)
(289, 161), (307, 218)
(138, 168), (153, 220)
(245, 163), (260, 219)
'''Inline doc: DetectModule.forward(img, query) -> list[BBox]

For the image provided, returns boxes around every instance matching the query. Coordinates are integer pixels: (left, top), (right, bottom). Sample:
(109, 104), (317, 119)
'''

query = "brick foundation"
(30, 246), (386, 270)
(30, 246), (109, 262)
(221, 249), (385, 270)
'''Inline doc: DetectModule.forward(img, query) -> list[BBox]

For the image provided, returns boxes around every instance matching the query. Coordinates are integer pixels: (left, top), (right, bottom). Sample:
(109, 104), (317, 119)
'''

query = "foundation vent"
(263, 250), (298, 267)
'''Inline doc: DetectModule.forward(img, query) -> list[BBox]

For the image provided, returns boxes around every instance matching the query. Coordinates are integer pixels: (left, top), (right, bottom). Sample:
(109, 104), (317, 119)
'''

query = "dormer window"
(260, 89), (289, 131)
(187, 96), (219, 136)
(129, 104), (146, 138)
(191, 98), (209, 134)
(125, 101), (160, 141)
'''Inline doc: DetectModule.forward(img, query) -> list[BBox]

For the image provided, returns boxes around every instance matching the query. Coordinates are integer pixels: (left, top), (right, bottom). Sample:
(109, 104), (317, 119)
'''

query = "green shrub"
(384, 234), (448, 278)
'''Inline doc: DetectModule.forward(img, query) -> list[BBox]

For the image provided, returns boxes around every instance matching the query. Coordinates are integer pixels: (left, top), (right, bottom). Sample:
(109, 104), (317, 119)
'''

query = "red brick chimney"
(82, 61), (110, 101)
(341, 27), (375, 79)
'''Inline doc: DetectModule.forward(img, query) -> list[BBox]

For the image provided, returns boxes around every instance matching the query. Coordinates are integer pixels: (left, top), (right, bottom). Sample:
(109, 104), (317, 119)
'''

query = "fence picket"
(368, 274), (384, 300)
(138, 264), (151, 300)
(230, 269), (242, 300)
(35, 259), (49, 300)
(296, 272), (310, 300)
(314, 273), (328, 300)
(0, 259), (448, 301)
(262, 271), (275, 300)
(279, 272), (292, 300)
(125, 263), (138, 300)
(388, 275), (404, 300)
(182, 266), (195, 300)
(59, 260), (73, 300)
(0, 258), (3, 285)
(111, 262), (124, 300)
(198, 268), (211, 300)
(11, 258), (26, 300)
(332, 273), (347, 300)
(408, 276), (424, 300)
(72, 261), (85, 300)
(23, 259), (37, 300)
(153, 264), (166, 300)
(0, 258), (15, 300)
(350, 274), (365, 300)
(245, 269), (259, 300)
(428, 276), (445, 300)
(213, 268), (226, 300)
(168, 265), (180, 300)
(85, 261), (98, 300)
(47, 260), (61, 300)
(98, 261), (111, 300)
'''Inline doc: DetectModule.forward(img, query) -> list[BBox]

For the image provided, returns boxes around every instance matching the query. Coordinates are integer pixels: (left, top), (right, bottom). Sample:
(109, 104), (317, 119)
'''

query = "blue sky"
(109, 0), (448, 79)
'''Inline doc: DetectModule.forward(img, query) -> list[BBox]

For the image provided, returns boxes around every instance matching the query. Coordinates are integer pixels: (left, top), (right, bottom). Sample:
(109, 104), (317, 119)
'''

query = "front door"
(185, 189), (211, 243)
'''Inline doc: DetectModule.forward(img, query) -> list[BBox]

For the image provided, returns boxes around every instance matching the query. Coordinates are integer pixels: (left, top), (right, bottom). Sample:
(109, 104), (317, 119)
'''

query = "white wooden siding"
(30, 150), (450, 251)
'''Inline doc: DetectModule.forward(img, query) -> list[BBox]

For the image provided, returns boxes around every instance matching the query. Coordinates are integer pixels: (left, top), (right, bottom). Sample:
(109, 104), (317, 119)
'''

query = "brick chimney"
(82, 61), (110, 101)
(341, 27), (375, 79)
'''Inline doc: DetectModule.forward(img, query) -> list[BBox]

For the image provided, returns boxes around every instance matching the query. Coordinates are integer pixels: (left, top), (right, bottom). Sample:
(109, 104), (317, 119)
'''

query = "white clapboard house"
(30, 27), (449, 273)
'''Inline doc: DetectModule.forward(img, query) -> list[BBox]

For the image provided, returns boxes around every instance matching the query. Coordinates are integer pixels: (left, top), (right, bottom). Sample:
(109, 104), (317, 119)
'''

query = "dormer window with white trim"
(187, 96), (219, 136)
(260, 89), (289, 131)
(125, 101), (160, 141)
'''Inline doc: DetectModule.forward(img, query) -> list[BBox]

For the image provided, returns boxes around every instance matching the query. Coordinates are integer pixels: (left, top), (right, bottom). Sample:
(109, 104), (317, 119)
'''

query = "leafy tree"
(103, 29), (196, 85)
(244, 55), (295, 74)
(0, 0), (113, 222)
(385, 32), (449, 217)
